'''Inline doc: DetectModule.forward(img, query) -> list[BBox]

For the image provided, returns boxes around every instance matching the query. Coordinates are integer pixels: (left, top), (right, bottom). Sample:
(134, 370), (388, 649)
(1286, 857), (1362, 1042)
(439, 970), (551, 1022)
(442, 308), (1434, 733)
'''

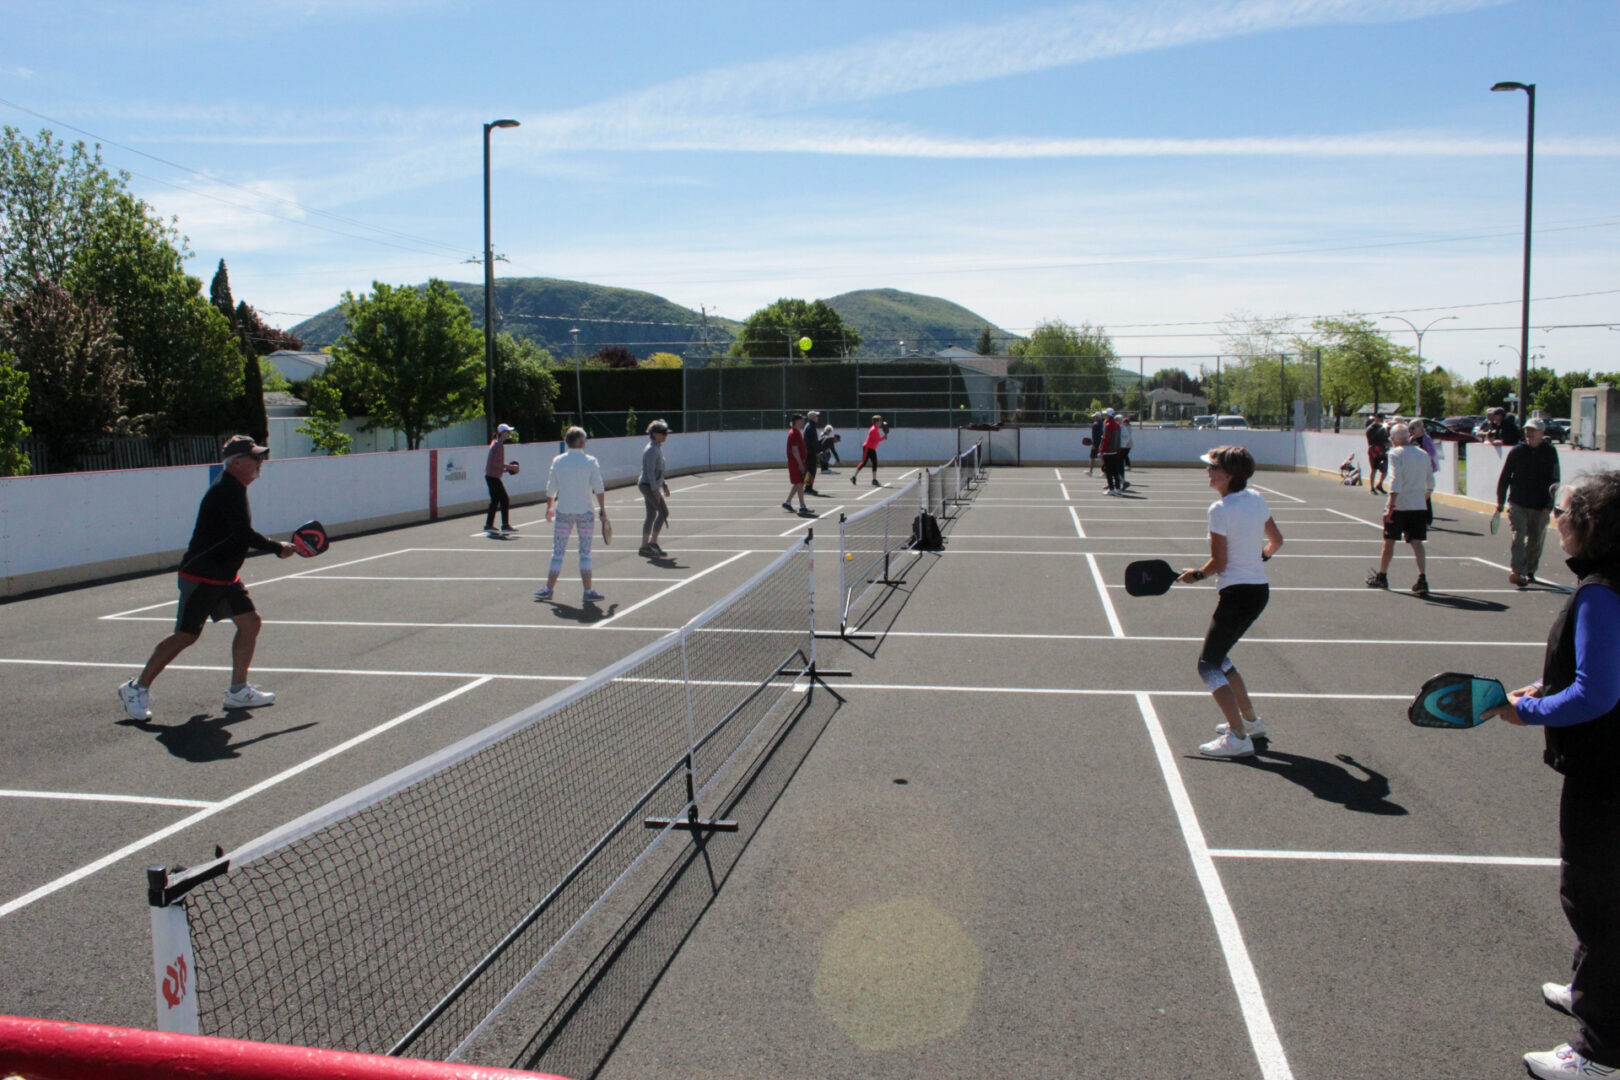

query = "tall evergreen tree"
(207, 259), (268, 442)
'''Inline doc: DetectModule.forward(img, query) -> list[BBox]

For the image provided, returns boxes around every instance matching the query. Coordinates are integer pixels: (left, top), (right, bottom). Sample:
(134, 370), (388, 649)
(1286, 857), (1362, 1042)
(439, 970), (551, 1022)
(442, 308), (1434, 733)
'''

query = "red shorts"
(788, 462), (804, 484)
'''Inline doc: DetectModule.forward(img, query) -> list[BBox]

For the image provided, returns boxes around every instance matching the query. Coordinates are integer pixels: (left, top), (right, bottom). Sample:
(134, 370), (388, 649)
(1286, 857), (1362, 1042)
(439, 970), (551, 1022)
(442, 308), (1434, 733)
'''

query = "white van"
(1214, 415), (1250, 429)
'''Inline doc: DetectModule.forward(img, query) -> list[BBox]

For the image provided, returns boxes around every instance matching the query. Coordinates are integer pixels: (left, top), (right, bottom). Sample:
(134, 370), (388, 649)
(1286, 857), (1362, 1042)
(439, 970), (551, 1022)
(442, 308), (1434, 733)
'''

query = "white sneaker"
(118, 680), (151, 720)
(1199, 731), (1256, 758)
(222, 684), (275, 710)
(1543, 981), (1576, 1017)
(1524, 1044), (1616, 1078)
(1216, 717), (1267, 739)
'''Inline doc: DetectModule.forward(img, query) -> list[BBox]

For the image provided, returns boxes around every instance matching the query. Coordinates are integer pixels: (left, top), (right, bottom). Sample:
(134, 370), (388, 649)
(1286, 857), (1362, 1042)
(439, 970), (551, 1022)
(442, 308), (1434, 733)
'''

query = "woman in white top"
(536, 427), (608, 604)
(1178, 445), (1285, 758)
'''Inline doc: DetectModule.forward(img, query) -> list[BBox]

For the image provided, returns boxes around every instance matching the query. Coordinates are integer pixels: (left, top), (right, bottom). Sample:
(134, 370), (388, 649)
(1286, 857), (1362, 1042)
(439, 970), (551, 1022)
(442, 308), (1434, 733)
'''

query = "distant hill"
(290, 278), (740, 361)
(825, 288), (1018, 358)
(289, 280), (1019, 364)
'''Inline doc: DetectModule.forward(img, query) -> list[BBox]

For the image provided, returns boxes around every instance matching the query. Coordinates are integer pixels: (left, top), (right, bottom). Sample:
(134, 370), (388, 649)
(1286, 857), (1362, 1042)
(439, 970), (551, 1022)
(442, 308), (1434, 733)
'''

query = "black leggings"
(1197, 584), (1269, 689)
(856, 448), (879, 475)
(484, 476), (510, 528)
(1561, 773), (1620, 1065)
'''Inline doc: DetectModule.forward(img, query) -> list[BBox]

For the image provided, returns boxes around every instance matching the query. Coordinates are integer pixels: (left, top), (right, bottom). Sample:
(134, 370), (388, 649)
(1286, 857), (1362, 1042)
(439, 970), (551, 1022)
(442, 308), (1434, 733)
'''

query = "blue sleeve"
(1518, 586), (1620, 727)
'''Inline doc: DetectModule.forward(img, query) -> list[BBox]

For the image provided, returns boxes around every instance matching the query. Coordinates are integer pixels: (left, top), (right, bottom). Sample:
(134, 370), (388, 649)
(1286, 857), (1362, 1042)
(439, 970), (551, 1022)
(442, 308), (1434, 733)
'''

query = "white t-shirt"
(1207, 488), (1272, 589)
(546, 448), (605, 515)
(1387, 444), (1435, 512)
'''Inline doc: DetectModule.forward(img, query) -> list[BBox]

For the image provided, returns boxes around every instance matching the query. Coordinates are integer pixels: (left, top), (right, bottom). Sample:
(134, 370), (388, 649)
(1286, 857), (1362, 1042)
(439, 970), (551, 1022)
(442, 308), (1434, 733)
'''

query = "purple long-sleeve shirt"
(1517, 584), (1620, 727)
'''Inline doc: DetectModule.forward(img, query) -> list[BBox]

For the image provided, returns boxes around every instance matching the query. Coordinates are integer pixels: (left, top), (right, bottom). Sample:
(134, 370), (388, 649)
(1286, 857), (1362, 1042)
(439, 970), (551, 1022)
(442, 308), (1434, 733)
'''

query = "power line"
(0, 96), (472, 259)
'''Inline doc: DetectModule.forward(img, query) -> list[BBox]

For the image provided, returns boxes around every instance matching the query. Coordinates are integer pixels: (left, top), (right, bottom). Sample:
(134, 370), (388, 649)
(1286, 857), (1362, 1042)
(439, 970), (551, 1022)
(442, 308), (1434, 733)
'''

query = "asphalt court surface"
(0, 458), (1584, 1078)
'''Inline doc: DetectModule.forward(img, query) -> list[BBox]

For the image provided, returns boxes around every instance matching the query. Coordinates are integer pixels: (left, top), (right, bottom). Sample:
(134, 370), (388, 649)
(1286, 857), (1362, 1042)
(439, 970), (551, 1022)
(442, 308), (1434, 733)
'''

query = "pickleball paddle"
(1408, 671), (1508, 729)
(1124, 559), (1178, 597)
(290, 519), (329, 558)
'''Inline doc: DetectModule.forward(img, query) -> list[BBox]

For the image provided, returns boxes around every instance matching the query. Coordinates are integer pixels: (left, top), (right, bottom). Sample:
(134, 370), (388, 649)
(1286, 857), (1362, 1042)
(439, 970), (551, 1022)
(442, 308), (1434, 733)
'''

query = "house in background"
(1147, 386), (1209, 421)
(265, 350), (331, 383)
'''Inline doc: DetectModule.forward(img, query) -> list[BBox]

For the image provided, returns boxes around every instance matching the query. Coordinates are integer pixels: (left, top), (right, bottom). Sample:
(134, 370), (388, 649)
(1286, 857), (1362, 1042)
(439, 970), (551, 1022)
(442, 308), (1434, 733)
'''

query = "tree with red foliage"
(594, 345), (639, 369)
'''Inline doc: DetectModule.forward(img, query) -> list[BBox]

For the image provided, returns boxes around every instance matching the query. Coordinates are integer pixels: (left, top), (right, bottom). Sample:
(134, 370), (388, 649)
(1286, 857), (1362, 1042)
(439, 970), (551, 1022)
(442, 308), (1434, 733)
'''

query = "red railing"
(0, 1016), (572, 1080)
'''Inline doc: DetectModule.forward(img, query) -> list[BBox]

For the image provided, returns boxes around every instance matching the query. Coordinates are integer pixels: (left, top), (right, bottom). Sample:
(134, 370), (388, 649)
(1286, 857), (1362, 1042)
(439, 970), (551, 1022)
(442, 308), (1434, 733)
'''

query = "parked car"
(1214, 415), (1250, 429)
(1545, 418), (1571, 443)
(1413, 417), (1478, 443)
(1442, 415), (1484, 434)
(1192, 414), (1215, 429)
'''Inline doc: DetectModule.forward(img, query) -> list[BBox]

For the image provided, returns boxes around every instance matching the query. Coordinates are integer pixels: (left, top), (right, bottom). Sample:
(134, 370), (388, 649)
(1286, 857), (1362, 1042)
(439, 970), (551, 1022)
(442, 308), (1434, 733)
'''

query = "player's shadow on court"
(1413, 592), (1508, 612)
(1220, 747), (1408, 815)
(543, 599), (620, 623)
(117, 713), (318, 763)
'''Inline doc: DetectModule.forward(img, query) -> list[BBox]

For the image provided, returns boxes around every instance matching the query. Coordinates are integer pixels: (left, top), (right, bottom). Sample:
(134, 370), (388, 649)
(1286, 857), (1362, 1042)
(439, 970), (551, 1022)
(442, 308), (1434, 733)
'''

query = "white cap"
(1105, 408), (1116, 416)
(496, 424), (514, 433)
(1524, 416), (1546, 431)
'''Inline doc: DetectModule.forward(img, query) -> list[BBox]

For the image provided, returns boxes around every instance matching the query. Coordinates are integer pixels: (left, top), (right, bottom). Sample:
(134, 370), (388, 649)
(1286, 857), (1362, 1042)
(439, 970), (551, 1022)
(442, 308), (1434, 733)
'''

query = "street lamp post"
(1383, 315), (1457, 415)
(1492, 81), (1535, 423)
(482, 118), (521, 443)
(570, 327), (582, 432)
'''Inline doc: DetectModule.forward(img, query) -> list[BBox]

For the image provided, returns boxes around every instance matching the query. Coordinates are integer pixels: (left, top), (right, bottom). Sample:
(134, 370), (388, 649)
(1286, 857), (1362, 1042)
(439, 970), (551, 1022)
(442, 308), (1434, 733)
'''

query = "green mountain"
(289, 280), (1018, 363)
(824, 288), (1018, 358)
(290, 278), (740, 360)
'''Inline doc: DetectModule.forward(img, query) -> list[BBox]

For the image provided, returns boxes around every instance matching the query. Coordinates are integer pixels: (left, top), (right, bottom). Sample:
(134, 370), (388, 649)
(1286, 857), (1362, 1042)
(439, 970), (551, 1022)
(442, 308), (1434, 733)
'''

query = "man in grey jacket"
(638, 419), (671, 557)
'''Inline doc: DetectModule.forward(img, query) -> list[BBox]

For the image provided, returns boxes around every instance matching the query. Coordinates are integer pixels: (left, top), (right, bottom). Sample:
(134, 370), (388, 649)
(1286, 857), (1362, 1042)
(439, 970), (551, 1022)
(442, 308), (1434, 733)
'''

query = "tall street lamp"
(483, 118), (520, 442)
(1492, 81), (1534, 423)
(1383, 315), (1457, 415)
(570, 327), (583, 430)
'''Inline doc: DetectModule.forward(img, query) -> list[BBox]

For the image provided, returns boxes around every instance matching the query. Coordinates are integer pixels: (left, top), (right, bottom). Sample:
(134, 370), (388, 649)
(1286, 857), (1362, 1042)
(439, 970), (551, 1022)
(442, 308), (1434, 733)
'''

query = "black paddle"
(1408, 671), (1508, 729)
(1124, 559), (1178, 597)
(290, 519), (329, 558)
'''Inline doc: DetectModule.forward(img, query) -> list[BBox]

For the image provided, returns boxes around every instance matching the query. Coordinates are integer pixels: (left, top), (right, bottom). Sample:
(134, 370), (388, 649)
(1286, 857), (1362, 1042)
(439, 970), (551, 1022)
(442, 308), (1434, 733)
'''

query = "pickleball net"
(147, 536), (816, 1066)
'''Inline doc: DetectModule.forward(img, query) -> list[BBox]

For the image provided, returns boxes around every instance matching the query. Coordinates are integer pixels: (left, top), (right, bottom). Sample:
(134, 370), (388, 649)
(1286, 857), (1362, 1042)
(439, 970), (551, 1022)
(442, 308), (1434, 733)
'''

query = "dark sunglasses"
(1552, 504), (1569, 519)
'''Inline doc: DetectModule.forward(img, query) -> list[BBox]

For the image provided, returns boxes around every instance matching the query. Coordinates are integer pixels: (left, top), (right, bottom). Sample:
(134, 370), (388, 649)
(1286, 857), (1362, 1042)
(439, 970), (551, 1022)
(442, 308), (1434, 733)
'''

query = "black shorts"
(1199, 584), (1270, 671)
(1383, 509), (1428, 542)
(175, 577), (255, 635)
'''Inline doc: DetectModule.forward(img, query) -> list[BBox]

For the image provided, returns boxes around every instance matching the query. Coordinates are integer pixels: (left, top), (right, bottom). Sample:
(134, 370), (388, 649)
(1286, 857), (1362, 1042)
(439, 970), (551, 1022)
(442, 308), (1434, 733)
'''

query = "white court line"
(1053, 467), (1063, 481)
(780, 506), (843, 536)
(937, 550), (1500, 560)
(1136, 693), (1293, 1080)
(0, 789), (217, 809)
(723, 469), (774, 481)
(1326, 507), (1382, 529)
(0, 657), (599, 680)
(1067, 506), (1086, 538)
(593, 550), (752, 628)
(100, 549), (412, 618)
(289, 575), (675, 583)
(0, 677), (491, 920)
(1210, 848), (1557, 867)
(1251, 483), (1305, 504)
(1085, 553), (1123, 637)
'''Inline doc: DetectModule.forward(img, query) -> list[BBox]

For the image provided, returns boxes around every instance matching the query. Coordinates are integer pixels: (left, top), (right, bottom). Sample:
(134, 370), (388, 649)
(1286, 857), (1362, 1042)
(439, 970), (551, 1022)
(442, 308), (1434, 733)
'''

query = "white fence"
(4, 426), (1616, 596)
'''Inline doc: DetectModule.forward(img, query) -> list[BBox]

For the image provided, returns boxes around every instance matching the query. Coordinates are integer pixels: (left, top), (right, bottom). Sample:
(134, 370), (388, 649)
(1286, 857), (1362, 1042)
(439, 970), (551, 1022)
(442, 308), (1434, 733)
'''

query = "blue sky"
(3, 0), (1617, 381)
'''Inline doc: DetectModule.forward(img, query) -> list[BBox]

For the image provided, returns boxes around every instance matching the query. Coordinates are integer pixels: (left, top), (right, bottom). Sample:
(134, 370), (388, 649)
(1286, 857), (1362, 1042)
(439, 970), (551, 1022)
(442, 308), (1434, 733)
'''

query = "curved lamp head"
(1491, 81), (1531, 93)
(486, 118), (521, 130)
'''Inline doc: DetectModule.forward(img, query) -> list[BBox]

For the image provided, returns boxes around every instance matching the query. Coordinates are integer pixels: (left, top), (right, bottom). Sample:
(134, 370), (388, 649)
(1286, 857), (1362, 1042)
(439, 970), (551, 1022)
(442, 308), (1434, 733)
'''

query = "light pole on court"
(482, 118), (521, 443)
(1491, 81), (1535, 423)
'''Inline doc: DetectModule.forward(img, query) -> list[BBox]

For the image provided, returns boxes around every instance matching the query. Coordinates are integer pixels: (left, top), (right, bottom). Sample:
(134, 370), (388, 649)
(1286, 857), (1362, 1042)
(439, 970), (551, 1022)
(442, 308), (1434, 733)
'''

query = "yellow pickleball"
(798, 336), (812, 352)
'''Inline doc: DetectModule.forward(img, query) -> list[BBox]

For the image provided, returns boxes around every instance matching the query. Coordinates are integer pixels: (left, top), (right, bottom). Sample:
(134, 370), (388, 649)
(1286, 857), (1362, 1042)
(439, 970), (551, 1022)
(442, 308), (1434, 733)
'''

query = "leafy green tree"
(1535, 369), (1593, 417)
(332, 279), (483, 450)
(492, 332), (559, 437)
(208, 259), (268, 443)
(728, 298), (862, 360)
(625, 406), (639, 437)
(259, 357), (291, 392)
(0, 277), (132, 471)
(65, 194), (241, 439)
(1307, 316), (1406, 419)
(1471, 375), (1514, 413)
(974, 326), (995, 356)
(0, 127), (126, 298)
(644, 351), (684, 369)
(296, 376), (352, 456)
(0, 348), (30, 476)
(1009, 318), (1115, 421)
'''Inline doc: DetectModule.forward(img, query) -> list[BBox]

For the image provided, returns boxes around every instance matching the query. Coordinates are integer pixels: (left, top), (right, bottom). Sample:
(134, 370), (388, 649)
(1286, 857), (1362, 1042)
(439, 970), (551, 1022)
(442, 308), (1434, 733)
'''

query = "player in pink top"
(850, 414), (889, 487)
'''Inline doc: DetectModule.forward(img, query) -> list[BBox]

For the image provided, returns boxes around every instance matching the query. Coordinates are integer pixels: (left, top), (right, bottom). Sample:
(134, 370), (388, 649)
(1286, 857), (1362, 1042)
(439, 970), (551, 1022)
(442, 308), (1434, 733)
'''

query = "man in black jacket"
(1497, 416), (1561, 587)
(118, 435), (295, 720)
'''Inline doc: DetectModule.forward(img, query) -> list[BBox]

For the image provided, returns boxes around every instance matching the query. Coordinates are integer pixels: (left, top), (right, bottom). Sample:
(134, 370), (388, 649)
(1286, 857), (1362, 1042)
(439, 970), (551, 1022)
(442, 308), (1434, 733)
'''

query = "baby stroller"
(1340, 452), (1362, 486)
